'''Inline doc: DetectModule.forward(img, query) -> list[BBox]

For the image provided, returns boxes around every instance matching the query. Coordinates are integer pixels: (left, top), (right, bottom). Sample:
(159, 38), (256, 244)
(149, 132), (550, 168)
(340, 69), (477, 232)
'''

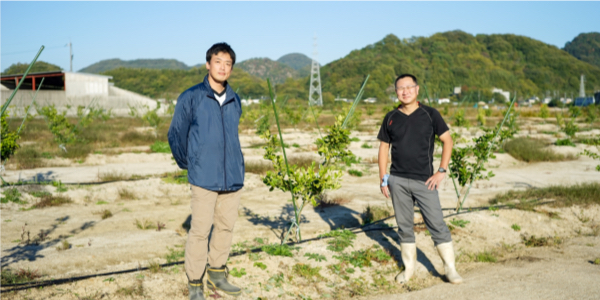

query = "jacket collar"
(203, 75), (236, 104)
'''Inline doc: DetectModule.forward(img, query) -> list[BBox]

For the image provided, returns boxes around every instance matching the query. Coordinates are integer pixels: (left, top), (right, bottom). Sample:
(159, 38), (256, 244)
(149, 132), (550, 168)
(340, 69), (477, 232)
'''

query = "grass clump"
(56, 240), (71, 251)
(99, 171), (131, 182)
(511, 224), (521, 231)
(555, 138), (576, 147)
(319, 229), (357, 252)
(503, 138), (574, 162)
(361, 143), (372, 149)
(490, 182), (600, 208)
(245, 160), (274, 175)
(162, 170), (188, 184)
(116, 279), (144, 297)
(29, 191), (51, 198)
(118, 187), (136, 200)
(101, 210), (113, 219)
(475, 251), (497, 263)
(134, 219), (156, 230)
(348, 169), (363, 177)
(362, 204), (394, 224)
(148, 260), (162, 273)
(1, 268), (42, 285)
(13, 146), (45, 169)
(593, 258), (600, 265)
(1, 188), (26, 204)
(292, 263), (323, 280)
(523, 235), (563, 247)
(150, 141), (170, 153)
(32, 194), (72, 208)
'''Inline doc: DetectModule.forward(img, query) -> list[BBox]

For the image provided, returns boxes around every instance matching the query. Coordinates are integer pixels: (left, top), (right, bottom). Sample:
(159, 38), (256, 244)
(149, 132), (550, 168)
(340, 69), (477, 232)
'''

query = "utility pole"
(68, 40), (73, 72)
(308, 35), (323, 106)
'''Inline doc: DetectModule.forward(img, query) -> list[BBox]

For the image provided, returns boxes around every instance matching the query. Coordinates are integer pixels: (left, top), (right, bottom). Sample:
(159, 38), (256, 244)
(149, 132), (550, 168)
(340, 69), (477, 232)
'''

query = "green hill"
(278, 53), (312, 78)
(564, 32), (600, 69)
(236, 58), (299, 85)
(80, 58), (189, 73)
(315, 31), (600, 102)
(103, 66), (267, 99)
(2, 61), (62, 75)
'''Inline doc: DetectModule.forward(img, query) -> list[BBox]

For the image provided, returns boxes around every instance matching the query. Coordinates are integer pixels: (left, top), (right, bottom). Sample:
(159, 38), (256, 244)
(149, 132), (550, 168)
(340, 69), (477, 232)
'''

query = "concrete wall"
(64, 72), (111, 97)
(1, 86), (162, 117)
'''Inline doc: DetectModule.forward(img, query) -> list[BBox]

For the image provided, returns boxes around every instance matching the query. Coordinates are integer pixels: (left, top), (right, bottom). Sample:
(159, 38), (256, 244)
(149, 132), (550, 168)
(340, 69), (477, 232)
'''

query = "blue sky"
(1, 1), (599, 72)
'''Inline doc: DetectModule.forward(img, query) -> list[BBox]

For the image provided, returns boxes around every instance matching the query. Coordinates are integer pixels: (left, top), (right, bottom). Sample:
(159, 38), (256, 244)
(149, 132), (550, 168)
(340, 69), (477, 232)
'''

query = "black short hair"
(395, 74), (418, 87)
(206, 42), (236, 65)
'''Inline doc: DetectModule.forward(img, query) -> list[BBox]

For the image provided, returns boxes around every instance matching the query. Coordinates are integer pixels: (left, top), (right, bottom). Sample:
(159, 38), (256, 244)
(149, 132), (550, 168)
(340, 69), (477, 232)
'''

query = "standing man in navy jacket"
(168, 42), (245, 300)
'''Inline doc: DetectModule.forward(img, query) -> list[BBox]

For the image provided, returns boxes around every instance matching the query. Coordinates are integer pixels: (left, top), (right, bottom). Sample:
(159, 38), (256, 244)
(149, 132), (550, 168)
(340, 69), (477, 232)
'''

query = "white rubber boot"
(436, 242), (463, 284)
(395, 243), (417, 284)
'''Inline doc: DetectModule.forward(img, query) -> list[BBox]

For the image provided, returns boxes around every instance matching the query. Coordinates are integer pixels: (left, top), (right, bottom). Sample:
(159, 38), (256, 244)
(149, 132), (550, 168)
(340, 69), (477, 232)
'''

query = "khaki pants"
(185, 185), (241, 281)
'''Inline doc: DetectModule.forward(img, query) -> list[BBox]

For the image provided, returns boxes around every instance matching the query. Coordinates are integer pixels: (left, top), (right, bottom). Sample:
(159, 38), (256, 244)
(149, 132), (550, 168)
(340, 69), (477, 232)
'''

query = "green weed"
(475, 251), (497, 263)
(262, 244), (296, 257)
(556, 138), (575, 147)
(29, 191), (51, 198)
(253, 262), (267, 270)
(511, 224), (521, 231)
(523, 235), (563, 247)
(161, 170), (188, 184)
(449, 218), (470, 228)
(319, 229), (357, 252)
(304, 253), (327, 262)
(361, 143), (372, 149)
(165, 246), (185, 263)
(230, 267), (247, 278)
(56, 240), (71, 251)
(1, 188), (25, 204)
(134, 219), (156, 230)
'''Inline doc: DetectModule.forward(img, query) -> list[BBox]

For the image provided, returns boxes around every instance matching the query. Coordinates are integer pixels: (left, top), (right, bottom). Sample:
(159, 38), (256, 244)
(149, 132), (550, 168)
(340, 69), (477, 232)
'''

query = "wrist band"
(381, 174), (389, 187)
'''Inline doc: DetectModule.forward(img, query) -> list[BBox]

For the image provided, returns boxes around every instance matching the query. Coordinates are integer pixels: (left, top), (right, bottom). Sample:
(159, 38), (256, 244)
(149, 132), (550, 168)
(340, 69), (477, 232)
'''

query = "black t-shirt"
(377, 103), (449, 181)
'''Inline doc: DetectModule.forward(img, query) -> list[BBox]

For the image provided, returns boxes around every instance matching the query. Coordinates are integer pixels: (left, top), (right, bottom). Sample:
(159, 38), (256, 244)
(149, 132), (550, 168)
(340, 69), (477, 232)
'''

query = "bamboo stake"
(1, 46), (45, 116)
(342, 75), (370, 129)
(266, 79), (300, 243)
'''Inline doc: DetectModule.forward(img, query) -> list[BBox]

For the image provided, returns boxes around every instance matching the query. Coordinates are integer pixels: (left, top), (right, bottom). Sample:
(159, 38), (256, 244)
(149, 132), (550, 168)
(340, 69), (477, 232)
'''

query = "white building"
(1, 71), (160, 116)
(491, 88), (510, 102)
(438, 98), (450, 104)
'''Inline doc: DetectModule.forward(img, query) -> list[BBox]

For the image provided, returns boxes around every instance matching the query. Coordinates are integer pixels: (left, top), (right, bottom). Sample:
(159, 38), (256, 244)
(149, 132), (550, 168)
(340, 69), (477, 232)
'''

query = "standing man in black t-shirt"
(377, 74), (463, 285)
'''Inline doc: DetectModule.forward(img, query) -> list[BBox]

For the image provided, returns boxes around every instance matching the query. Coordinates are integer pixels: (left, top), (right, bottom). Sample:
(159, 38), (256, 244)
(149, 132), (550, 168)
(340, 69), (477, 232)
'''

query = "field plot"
(2, 106), (600, 300)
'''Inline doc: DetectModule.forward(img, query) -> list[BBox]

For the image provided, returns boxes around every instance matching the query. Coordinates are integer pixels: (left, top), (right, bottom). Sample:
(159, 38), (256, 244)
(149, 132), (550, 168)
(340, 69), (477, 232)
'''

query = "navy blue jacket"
(168, 75), (244, 192)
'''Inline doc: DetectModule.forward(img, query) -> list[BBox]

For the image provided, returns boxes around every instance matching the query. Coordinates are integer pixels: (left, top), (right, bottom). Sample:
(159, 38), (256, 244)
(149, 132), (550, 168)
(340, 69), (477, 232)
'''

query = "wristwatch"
(438, 167), (447, 173)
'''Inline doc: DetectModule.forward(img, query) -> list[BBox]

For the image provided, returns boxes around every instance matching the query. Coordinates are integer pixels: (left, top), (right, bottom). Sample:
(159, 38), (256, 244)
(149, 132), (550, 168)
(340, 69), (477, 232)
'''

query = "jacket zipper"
(220, 104), (227, 190)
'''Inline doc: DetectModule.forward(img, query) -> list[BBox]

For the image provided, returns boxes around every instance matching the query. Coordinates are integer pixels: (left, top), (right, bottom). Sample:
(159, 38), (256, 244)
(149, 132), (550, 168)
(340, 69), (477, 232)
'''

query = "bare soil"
(2, 124), (600, 300)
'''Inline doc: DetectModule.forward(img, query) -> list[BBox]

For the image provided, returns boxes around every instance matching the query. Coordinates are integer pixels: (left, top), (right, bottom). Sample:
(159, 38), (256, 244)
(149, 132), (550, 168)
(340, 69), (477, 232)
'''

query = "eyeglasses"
(396, 85), (417, 92)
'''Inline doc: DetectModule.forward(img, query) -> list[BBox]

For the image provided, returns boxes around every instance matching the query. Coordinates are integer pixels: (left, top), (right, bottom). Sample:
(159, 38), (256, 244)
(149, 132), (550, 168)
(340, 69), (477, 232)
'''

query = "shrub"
(454, 109), (469, 128)
(504, 138), (573, 162)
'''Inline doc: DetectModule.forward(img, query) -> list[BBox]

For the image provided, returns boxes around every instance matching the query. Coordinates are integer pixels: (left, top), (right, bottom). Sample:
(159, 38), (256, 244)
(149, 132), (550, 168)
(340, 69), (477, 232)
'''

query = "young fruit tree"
(261, 77), (367, 243)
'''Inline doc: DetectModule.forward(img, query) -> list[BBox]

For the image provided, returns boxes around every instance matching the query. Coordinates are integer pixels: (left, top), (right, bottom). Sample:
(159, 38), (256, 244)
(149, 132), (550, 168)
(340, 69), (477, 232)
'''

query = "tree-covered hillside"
(2, 61), (62, 75)
(236, 58), (297, 85)
(318, 31), (600, 102)
(102, 66), (267, 99)
(277, 53), (312, 78)
(80, 58), (189, 73)
(564, 32), (600, 69)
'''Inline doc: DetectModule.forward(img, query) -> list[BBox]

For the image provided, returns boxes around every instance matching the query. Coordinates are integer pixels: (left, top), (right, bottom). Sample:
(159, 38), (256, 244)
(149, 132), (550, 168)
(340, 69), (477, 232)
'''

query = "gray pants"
(388, 175), (452, 245)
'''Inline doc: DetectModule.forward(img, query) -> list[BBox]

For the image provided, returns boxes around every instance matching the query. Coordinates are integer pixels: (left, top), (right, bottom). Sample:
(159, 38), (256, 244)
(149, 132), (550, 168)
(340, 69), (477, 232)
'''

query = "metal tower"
(579, 74), (585, 97)
(308, 36), (323, 106)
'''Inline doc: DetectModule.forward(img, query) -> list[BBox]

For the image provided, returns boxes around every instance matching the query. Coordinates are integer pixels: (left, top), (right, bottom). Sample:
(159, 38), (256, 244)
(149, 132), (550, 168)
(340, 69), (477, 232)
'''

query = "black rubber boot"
(207, 265), (241, 297)
(187, 276), (206, 300)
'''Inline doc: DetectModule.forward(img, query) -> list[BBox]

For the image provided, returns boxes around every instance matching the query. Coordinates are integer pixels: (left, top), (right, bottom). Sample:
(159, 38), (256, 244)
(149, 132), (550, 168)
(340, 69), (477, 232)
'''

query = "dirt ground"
(1, 123), (600, 299)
